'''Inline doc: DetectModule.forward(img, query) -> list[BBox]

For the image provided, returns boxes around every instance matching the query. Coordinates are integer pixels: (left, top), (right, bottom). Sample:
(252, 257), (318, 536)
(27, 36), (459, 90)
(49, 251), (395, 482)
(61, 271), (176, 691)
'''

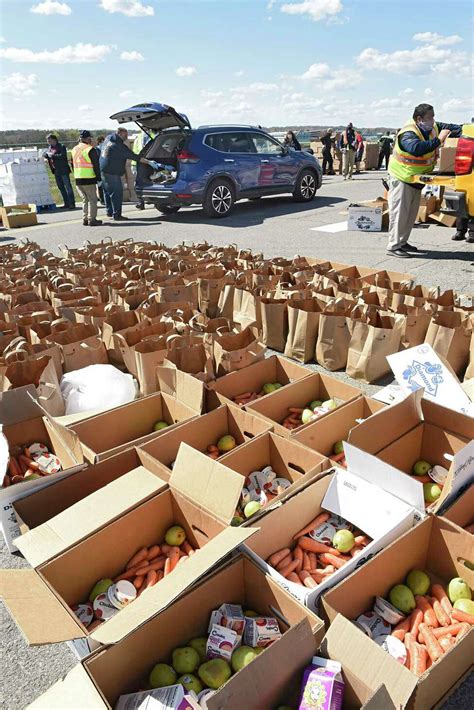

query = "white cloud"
(401, 87), (414, 95)
(301, 62), (331, 79)
(441, 97), (473, 113)
(413, 32), (462, 46)
(0, 72), (38, 97)
(120, 50), (144, 61)
(234, 82), (279, 93)
(78, 104), (92, 111)
(119, 89), (133, 98)
(176, 65), (197, 77)
(30, 1), (72, 15)
(424, 87), (434, 97)
(0, 43), (112, 63)
(0, 37), (6, 43)
(281, 0), (343, 22)
(100, 0), (154, 17)
(234, 70), (244, 77)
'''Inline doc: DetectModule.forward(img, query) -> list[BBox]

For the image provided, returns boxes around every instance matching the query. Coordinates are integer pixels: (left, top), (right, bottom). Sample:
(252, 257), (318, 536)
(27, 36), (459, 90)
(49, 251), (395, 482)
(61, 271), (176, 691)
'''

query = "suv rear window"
(205, 132), (256, 153)
(148, 132), (187, 159)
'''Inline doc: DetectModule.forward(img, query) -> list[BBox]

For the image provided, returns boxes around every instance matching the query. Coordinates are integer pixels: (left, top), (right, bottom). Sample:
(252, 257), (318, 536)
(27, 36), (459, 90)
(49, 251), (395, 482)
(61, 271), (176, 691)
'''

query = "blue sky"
(0, 0), (472, 131)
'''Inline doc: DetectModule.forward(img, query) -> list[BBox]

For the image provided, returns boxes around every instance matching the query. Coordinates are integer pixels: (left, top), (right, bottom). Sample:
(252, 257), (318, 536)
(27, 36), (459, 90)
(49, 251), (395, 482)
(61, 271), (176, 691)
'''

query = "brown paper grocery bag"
(155, 280), (199, 307)
(464, 332), (474, 381)
(50, 323), (108, 373)
(284, 298), (323, 362)
(260, 298), (288, 352)
(135, 336), (169, 395)
(114, 321), (173, 375)
(315, 301), (352, 371)
(346, 314), (405, 383)
(163, 342), (215, 382)
(214, 326), (265, 376)
(400, 312), (431, 350)
(1, 355), (64, 416)
(101, 310), (139, 366)
(424, 311), (472, 375)
(2, 336), (63, 381)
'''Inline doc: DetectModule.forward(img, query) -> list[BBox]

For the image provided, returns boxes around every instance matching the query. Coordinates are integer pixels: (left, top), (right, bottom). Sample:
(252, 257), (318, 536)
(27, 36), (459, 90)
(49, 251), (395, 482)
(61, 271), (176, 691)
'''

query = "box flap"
(91, 526), (257, 645)
(361, 684), (397, 710)
(43, 415), (84, 466)
(156, 365), (205, 413)
(0, 569), (82, 644)
(27, 665), (105, 709)
(436, 439), (474, 513)
(169, 443), (244, 523)
(0, 385), (40, 425)
(343, 441), (425, 513)
(15, 467), (167, 567)
(321, 615), (417, 708)
(421, 398), (474, 441)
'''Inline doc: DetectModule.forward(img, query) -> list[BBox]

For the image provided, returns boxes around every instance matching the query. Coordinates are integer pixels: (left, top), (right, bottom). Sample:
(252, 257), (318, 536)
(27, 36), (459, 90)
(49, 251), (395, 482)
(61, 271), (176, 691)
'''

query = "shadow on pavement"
(410, 249), (474, 262)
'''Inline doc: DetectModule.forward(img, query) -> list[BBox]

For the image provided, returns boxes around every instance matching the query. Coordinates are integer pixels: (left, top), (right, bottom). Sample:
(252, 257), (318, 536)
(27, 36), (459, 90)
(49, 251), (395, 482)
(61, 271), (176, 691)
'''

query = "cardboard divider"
(70, 392), (198, 463)
(322, 517), (474, 710)
(441, 485), (474, 533)
(138, 404), (273, 482)
(246, 372), (362, 438)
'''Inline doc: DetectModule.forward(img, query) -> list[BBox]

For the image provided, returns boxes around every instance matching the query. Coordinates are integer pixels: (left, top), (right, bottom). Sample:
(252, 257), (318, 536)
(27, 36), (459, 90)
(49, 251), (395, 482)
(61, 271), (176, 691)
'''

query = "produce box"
(439, 485), (474, 535)
(0, 446), (254, 659)
(138, 404), (273, 482)
(156, 366), (207, 414)
(293, 396), (386, 459)
(438, 139), (458, 174)
(350, 391), (473, 514)
(359, 198), (389, 229)
(243, 443), (419, 612)
(416, 194), (437, 223)
(28, 555), (324, 710)
(321, 517), (474, 709)
(246, 372), (362, 438)
(70, 392), (198, 463)
(347, 206), (382, 232)
(206, 354), (311, 410)
(0, 386), (84, 552)
(0, 203), (38, 228)
(12, 448), (168, 565)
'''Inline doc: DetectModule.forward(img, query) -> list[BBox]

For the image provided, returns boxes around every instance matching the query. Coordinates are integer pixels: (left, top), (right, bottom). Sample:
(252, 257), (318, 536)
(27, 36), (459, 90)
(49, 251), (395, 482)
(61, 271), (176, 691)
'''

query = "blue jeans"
(55, 172), (75, 208)
(102, 173), (123, 218)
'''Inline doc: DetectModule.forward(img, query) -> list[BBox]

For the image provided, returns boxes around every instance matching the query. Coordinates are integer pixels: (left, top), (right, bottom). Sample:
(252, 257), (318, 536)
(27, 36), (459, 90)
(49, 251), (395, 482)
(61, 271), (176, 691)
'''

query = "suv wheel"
(204, 180), (234, 218)
(158, 206), (180, 215)
(293, 169), (317, 202)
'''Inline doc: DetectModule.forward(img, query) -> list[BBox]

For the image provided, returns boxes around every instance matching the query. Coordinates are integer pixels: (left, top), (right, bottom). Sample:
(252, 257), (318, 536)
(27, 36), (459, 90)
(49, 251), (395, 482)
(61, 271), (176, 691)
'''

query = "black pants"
(322, 151), (333, 174)
(378, 150), (390, 170)
(456, 215), (474, 237)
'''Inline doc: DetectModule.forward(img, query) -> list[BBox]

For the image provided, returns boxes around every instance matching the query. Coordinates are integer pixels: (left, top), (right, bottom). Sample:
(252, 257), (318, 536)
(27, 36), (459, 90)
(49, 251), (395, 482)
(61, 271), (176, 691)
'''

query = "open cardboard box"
(0, 386), (85, 552)
(138, 404), (273, 482)
(321, 517), (474, 710)
(243, 443), (419, 612)
(246, 372), (362, 438)
(12, 448), (169, 566)
(293, 395), (386, 459)
(0, 445), (255, 659)
(28, 555), (324, 710)
(156, 366), (207, 414)
(205, 354), (311, 410)
(69, 392), (198, 463)
(441, 485), (474, 534)
(349, 391), (473, 514)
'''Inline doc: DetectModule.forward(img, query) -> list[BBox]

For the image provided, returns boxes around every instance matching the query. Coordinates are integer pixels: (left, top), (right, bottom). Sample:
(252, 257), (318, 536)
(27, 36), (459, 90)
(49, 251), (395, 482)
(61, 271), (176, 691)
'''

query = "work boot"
(401, 243), (419, 252)
(135, 203), (145, 210)
(113, 215), (128, 221)
(451, 231), (466, 241)
(83, 218), (88, 226)
(88, 219), (103, 226)
(466, 234), (474, 243)
(387, 249), (412, 258)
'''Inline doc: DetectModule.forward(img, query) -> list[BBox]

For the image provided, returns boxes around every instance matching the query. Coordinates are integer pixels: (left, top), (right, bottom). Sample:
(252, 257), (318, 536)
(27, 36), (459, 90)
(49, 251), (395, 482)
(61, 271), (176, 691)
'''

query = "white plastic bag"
(60, 364), (138, 415)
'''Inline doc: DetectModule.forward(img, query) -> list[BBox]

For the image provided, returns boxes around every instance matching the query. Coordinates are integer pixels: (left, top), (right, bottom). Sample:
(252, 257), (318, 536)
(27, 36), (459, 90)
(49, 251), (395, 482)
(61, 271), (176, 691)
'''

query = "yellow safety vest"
(72, 142), (95, 179)
(389, 121), (439, 183)
(132, 131), (155, 167)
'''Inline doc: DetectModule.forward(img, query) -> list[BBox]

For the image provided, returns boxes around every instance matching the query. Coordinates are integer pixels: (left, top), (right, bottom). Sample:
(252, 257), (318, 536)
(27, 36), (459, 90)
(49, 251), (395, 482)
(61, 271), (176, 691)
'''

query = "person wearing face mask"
(387, 103), (462, 258)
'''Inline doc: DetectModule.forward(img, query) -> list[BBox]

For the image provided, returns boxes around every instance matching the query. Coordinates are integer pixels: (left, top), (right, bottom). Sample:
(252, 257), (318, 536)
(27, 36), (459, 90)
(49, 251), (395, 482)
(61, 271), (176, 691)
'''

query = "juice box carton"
(298, 656), (345, 710)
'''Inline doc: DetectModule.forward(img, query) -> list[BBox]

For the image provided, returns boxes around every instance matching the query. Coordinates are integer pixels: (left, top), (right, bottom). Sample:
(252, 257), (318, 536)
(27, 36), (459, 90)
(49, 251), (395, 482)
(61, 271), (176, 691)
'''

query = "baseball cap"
(80, 130), (92, 140)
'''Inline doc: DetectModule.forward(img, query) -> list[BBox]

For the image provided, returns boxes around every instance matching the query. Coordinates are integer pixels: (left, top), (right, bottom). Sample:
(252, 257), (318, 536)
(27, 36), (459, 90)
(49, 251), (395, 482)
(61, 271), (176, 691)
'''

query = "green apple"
(263, 383), (277, 395)
(423, 483), (442, 504)
(178, 674), (203, 694)
(273, 383), (283, 390)
(231, 515), (244, 527)
(406, 570), (431, 596)
(217, 435), (236, 453)
(244, 609), (258, 617)
(88, 578), (114, 603)
(231, 646), (259, 672)
(301, 408), (314, 424)
(322, 399), (337, 411)
(389, 584), (416, 614)
(165, 525), (186, 546)
(153, 421), (169, 432)
(309, 400), (322, 410)
(333, 441), (344, 455)
(412, 459), (432, 476)
(332, 529), (355, 553)
(149, 663), (177, 688)
(448, 578), (472, 604)
(244, 501), (261, 519)
(172, 647), (200, 674)
(453, 598), (474, 614)
(189, 637), (208, 663)
(198, 659), (231, 690)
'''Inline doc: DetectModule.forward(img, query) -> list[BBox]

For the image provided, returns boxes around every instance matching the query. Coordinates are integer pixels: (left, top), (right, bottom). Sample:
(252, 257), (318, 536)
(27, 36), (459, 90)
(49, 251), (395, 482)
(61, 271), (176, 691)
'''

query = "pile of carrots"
(281, 407), (306, 431)
(390, 584), (474, 676)
(266, 511), (370, 588)
(329, 452), (347, 469)
(4, 445), (56, 487)
(232, 390), (265, 406)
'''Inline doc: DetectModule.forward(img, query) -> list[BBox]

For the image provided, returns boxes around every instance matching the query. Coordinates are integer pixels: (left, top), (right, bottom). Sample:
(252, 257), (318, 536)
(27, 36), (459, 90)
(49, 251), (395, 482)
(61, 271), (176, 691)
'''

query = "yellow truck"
(413, 123), (474, 221)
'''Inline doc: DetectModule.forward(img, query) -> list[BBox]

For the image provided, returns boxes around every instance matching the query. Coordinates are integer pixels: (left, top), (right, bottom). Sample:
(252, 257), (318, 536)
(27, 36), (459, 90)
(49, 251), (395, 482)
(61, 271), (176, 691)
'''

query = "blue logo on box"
(402, 360), (444, 396)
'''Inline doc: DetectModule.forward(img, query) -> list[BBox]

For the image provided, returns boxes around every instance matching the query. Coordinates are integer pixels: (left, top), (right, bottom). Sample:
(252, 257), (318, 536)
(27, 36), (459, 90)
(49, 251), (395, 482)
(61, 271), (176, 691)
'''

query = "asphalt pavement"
(0, 171), (472, 708)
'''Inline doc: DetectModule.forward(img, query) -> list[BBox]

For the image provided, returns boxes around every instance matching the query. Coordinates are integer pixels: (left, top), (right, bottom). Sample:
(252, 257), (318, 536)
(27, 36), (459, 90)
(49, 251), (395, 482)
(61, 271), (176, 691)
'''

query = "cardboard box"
(70, 392), (198, 463)
(429, 210), (457, 227)
(348, 206), (382, 232)
(0, 387), (85, 552)
(206, 354), (311, 410)
(322, 517), (474, 709)
(441, 485), (474, 533)
(360, 198), (389, 229)
(0, 447), (255, 657)
(156, 366), (207, 413)
(293, 396), (386, 458)
(0, 204), (38, 228)
(244, 443), (419, 612)
(438, 140), (458, 174)
(138, 404), (273, 482)
(246, 372), (362, 438)
(28, 555), (324, 710)
(387, 344), (474, 416)
(349, 391), (473, 514)
(416, 195), (437, 223)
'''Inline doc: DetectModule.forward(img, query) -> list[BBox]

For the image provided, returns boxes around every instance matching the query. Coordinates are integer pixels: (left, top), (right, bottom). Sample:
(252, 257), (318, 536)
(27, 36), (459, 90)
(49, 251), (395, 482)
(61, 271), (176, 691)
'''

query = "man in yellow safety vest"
(71, 130), (102, 226)
(387, 104), (461, 257)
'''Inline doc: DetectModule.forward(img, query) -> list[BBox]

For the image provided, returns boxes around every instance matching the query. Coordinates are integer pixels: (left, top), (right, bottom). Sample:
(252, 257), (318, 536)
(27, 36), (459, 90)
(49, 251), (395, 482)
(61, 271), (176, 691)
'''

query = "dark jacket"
(321, 135), (333, 154)
(398, 122), (462, 157)
(44, 142), (70, 175)
(100, 133), (141, 176)
(75, 145), (102, 186)
(340, 128), (356, 150)
(284, 135), (301, 151)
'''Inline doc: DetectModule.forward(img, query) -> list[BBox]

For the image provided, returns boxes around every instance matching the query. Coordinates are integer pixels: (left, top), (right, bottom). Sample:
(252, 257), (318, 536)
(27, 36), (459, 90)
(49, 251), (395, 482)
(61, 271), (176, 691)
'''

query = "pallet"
(35, 203), (57, 213)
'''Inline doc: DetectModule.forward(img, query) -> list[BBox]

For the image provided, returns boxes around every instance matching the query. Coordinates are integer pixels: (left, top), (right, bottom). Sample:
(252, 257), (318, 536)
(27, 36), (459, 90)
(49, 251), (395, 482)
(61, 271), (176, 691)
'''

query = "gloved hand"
(148, 160), (163, 171)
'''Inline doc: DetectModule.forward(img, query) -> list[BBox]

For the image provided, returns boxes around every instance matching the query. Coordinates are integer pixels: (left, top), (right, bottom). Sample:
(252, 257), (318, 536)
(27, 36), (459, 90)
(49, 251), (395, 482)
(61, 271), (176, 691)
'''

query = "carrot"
(456, 622), (471, 639)
(329, 452), (346, 463)
(410, 642), (427, 676)
(419, 623), (443, 662)
(430, 623), (466, 639)
(207, 445), (219, 453)
(299, 570), (317, 588)
(163, 557), (172, 576)
(181, 541), (195, 556)
(354, 535), (370, 547)
(319, 553), (348, 569)
(235, 392), (252, 400)
(451, 608), (474, 625)
(145, 570), (158, 589)
(161, 543), (172, 554)
(147, 545), (161, 559)
(268, 547), (291, 567)
(431, 584), (452, 616)
(351, 546), (364, 557)
(278, 558), (301, 578)
(404, 631), (414, 670)
(392, 615), (411, 642)
(287, 572), (302, 585)
(308, 570), (326, 584)
(438, 636), (454, 653)
(276, 553), (293, 571)
(432, 599), (450, 627)
(155, 570), (164, 583)
(302, 551), (311, 571)
(126, 547), (148, 570)
(294, 546), (304, 572)
(289, 407), (304, 414)
(308, 552), (318, 570)
(297, 537), (337, 555)
(134, 556), (167, 576)
(166, 546), (180, 572)
(415, 596), (438, 628)
(133, 575), (144, 590)
(293, 512), (330, 539)
(19, 454), (40, 471)
(410, 608), (424, 639)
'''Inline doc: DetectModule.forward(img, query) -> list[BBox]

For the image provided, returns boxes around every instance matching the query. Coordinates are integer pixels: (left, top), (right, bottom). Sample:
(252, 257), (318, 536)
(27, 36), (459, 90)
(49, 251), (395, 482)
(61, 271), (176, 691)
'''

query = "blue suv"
(110, 102), (322, 218)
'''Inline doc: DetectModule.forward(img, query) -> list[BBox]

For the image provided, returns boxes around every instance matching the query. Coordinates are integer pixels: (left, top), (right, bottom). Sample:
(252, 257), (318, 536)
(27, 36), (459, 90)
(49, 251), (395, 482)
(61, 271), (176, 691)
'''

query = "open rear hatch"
(109, 102), (191, 133)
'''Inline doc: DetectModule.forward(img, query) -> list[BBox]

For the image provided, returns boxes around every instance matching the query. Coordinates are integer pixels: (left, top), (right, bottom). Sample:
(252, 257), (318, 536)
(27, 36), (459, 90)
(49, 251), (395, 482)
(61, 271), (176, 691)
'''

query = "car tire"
(203, 180), (235, 218)
(157, 206), (180, 215)
(293, 169), (317, 202)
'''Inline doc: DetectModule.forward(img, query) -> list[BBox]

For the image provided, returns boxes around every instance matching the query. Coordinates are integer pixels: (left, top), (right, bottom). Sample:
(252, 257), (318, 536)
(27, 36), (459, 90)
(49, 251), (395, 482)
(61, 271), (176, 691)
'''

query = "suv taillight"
(454, 137), (474, 175)
(177, 149), (199, 163)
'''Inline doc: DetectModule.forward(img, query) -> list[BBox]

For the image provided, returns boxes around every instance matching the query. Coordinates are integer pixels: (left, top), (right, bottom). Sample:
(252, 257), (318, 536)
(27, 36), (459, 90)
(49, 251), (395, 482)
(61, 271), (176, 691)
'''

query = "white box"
(348, 206), (382, 232)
